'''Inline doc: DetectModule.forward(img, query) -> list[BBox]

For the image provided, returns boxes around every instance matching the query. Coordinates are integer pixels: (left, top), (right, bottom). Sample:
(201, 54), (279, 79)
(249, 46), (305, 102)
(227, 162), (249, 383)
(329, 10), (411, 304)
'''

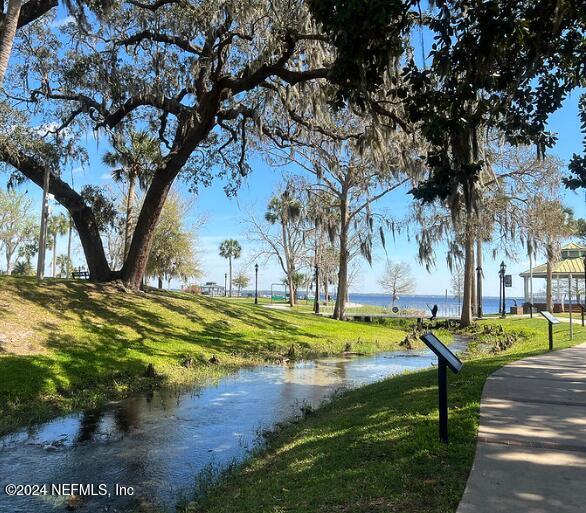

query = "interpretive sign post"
(420, 332), (463, 444)
(539, 311), (560, 351)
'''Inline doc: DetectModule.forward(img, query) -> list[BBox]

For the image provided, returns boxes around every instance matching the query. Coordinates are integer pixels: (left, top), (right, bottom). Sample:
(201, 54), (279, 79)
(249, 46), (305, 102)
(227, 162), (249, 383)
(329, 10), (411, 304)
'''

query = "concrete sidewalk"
(457, 343), (586, 513)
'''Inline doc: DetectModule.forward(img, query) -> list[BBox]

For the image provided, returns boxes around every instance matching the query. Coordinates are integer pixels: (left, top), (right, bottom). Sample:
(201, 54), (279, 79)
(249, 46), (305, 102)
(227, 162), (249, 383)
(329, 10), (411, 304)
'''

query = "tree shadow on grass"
(0, 278), (321, 431)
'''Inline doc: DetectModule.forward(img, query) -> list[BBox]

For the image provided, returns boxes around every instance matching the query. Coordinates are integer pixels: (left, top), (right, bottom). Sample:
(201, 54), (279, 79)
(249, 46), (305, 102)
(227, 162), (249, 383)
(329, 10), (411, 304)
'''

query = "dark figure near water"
(430, 304), (438, 321)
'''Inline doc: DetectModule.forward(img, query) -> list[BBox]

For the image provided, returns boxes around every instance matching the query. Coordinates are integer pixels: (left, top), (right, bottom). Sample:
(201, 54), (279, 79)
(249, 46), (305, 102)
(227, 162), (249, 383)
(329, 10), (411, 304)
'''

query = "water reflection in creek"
(0, 339), (467, 512)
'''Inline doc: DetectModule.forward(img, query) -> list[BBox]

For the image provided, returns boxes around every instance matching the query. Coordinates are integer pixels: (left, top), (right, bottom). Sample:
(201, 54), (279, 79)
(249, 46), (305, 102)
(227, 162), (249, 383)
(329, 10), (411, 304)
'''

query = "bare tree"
(378, 261), (415, 306)
(451, 263), (465, 307)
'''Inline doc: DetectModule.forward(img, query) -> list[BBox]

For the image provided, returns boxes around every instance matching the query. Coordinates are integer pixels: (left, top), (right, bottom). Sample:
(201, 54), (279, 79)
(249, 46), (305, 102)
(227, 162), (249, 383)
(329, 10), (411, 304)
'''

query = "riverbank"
(189, 318), (586, 513)
(0, 277), (407, 436)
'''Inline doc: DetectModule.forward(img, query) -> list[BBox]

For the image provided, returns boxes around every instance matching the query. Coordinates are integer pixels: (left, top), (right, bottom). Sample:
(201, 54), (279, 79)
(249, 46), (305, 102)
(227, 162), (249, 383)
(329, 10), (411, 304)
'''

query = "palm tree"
(0, 0), (23, 85)
(219, 239), (242, 297)
(102, 130), (163, 259)
(265, 189), (302, 306)
(47, 213), (70, 278)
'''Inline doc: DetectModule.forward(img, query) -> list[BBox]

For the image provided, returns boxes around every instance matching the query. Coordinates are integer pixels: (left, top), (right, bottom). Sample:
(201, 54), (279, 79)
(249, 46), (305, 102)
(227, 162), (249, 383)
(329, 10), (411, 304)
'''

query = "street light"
(255, 263), (259, 305)
(476, 264), (483, 319)
(499, 261), (506, 318)
(314, 263), (320, 314)
(224, 273), (227, 297)
(582, 254), (586, 306)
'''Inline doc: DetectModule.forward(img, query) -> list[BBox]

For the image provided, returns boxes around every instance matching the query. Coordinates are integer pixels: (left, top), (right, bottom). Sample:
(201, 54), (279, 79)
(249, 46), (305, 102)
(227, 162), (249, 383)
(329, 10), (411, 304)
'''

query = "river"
(0, 338), (468, 513)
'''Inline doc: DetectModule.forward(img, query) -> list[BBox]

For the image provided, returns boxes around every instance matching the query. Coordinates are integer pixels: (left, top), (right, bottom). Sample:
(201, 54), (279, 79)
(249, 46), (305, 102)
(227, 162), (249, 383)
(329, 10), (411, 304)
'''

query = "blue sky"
(1, 14), (585, 297)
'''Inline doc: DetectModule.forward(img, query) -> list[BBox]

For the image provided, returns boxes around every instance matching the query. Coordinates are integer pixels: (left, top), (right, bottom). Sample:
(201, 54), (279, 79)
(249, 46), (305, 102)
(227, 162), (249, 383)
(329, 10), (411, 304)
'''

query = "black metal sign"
(539, 311), (560, 351)
(504, 274), (512, 287)
(420, 332), (463, 443)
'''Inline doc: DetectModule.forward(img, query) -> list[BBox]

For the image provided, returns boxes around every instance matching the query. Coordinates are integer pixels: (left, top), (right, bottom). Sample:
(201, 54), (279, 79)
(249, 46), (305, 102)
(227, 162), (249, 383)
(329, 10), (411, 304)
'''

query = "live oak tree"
(311, 0), (585, 326)
(259, 85), (421, 319)
(414, 144), (564, 319)
(0, 0), (59, 84)
(5, 0), (333, 288)
(0, 0), (116, 85)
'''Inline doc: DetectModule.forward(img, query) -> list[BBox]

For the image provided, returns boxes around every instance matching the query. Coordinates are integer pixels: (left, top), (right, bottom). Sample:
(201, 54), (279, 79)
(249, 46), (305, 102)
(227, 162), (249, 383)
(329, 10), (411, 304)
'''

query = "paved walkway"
(457, 343), (586, 513)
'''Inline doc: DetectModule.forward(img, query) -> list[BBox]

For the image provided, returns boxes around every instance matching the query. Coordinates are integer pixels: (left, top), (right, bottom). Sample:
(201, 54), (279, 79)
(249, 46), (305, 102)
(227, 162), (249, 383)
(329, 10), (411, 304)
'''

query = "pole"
(583, 255), (586, 316)
(499, 272), (503, 316)
(254, 264), (258, 305)
(503, 274), (507, 319)
(548, 322), (553, 351)
(569, 275), (573, 340)
(314, 263), (320, 314)
(529, 252), (534, 318)
(36, 167), (50, 280)
(224, 273), (227, 297)
(438, 360), (448, 444)
(476, 240), (483, 318)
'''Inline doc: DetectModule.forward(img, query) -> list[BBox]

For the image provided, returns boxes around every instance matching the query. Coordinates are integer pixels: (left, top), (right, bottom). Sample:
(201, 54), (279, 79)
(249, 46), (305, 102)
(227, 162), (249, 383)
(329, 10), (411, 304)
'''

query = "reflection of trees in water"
(76, 409), (104, 443)
(280, 360), (349, 412)
(114, 400), (141, 433)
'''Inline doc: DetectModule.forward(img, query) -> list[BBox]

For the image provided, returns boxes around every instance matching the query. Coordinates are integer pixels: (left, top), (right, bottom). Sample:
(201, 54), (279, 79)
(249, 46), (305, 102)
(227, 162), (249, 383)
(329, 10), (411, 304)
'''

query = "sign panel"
(540, 311), (560, 325)
(420, 333), (463, 374)
(504, 274), (512, 287)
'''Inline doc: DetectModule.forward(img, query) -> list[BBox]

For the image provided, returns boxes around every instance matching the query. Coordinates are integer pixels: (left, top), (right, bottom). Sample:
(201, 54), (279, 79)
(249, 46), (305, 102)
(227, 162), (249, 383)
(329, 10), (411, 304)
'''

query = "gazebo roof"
(562, 242), (586, 250)
(520, 256), (585, 278)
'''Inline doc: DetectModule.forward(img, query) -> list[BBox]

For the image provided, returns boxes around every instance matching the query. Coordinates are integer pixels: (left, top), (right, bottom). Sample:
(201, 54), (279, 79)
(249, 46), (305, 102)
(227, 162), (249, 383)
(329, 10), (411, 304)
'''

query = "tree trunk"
(52, 233), (57, 277)
(0, 0), (23, 85)
(120, 166), (179, 289)
(281, 218), (295, 307)
(333, 195), (349, 320)
(470, 242), (476, 317)
(476, 239), (483, 317)
(228, 256), (233, 297)
(460, 223), (475, 327)
(124, 175), (136, 259)
(8, 151), (112, 281)
(158, 276), (163, 289)
(66, 217), (73, 277)
(6, 243), (15, 274)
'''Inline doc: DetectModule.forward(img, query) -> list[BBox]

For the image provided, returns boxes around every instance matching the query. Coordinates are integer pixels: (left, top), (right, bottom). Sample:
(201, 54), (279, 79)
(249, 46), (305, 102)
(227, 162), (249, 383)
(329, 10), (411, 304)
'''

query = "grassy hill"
(0, 277), (406, 435)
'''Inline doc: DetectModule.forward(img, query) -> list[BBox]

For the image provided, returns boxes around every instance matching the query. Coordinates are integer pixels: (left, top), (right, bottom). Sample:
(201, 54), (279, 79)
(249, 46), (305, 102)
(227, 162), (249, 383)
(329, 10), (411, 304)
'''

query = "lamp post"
(499, 261), (506, 318)
(224, 273), (227, 297)
(476, 265), (483, 318)
(583, 255), (586, 306)
(314, 263), (320, 314)
(254, 263), (259, 305)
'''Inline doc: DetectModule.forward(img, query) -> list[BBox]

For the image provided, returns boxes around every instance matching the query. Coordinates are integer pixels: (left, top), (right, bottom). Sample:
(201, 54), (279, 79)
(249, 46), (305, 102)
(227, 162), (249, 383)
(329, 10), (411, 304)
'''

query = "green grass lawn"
(188, 317), (586, 513)
(0, 277), (408, 435)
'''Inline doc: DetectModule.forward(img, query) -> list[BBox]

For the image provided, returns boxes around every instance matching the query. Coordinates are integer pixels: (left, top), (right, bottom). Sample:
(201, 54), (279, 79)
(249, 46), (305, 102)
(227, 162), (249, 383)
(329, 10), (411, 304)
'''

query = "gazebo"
(519, 242), (586, 312)
(199, 282), (225, 297)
